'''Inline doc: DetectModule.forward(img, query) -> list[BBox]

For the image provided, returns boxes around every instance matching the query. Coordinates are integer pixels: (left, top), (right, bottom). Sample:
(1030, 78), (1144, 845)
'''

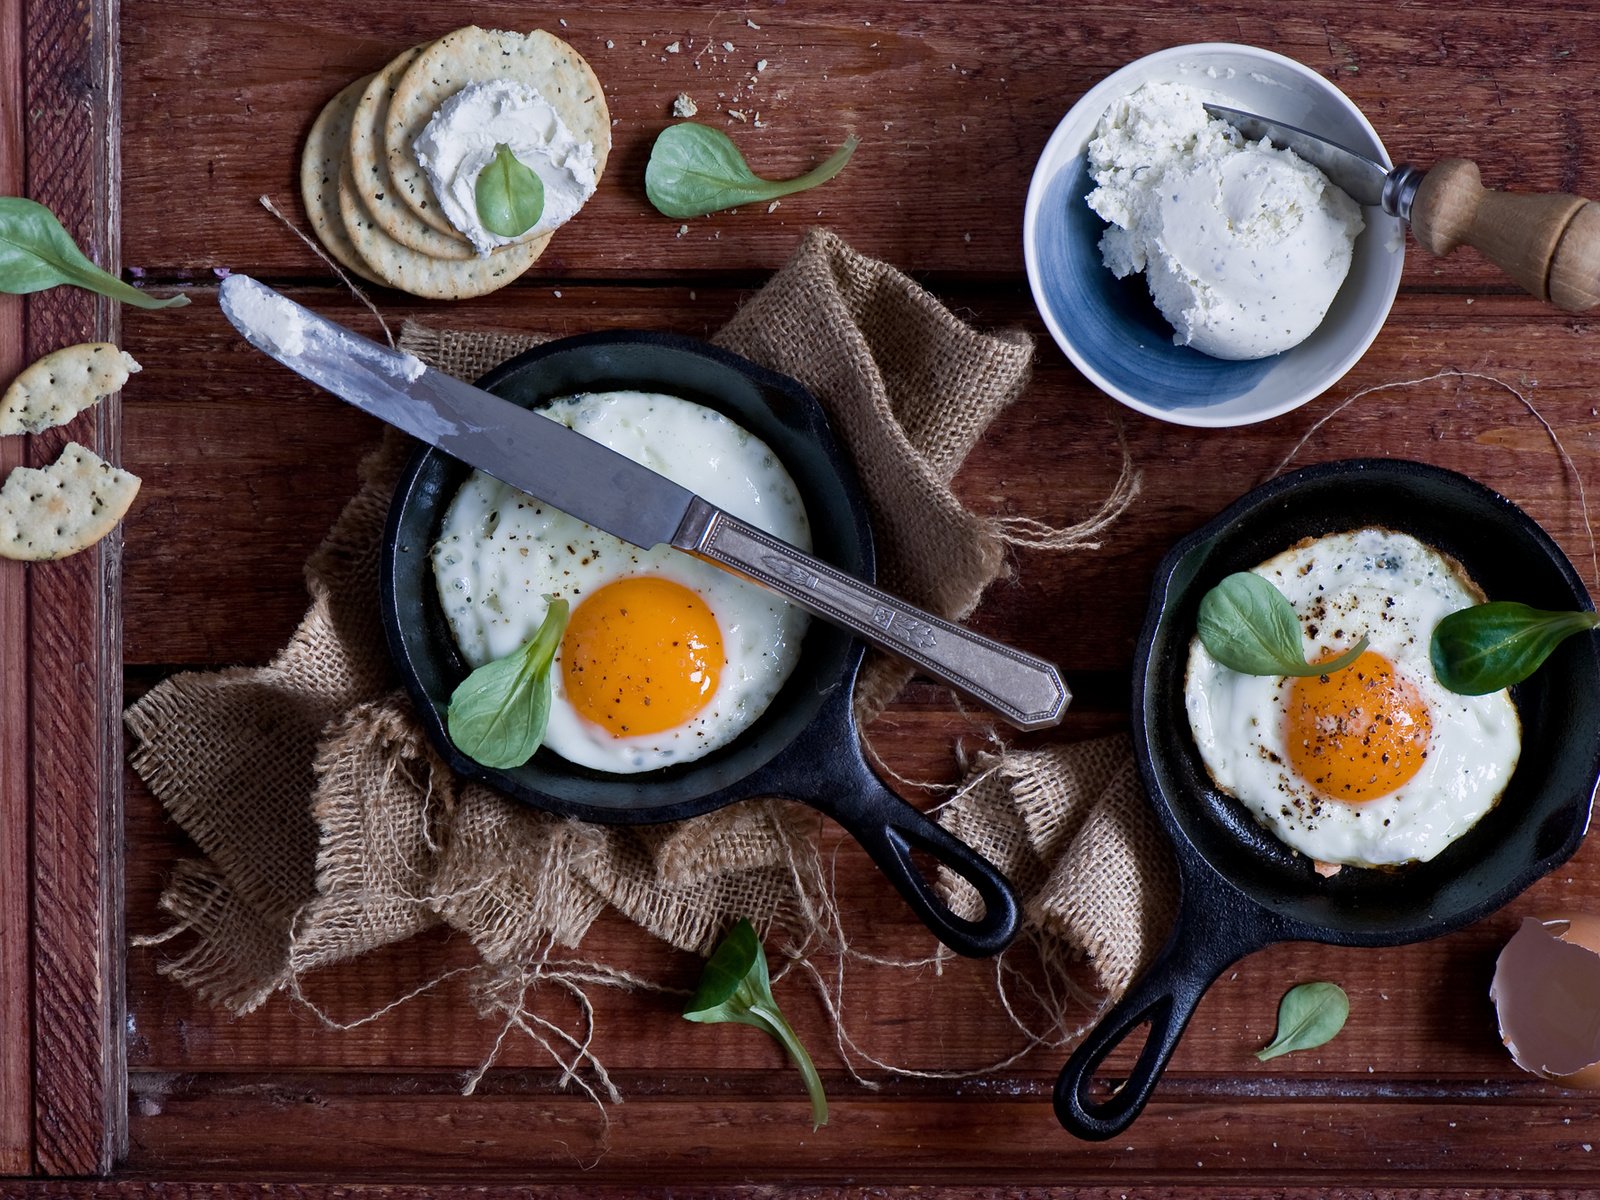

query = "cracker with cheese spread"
(383, 27), (610, 242)
(0, 342), (140, 437)
(335, 162), (548, 300)
(347, 45), (478, 257)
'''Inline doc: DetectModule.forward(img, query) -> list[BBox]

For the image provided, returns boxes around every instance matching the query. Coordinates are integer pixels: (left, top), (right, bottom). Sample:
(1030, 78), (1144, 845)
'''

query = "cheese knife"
(1206, 103), (1600, 312)
(217, 274), (1067, 730)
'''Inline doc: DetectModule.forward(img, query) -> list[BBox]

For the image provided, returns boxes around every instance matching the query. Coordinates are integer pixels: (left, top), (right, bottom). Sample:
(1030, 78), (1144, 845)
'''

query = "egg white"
(1184, 527), (1521, 866)
(432, 390), (812, 774)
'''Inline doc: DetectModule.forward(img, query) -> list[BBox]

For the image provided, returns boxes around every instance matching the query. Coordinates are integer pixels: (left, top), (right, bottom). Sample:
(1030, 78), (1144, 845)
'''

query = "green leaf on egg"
(446, 596), (569, 769)
(1197, 572), (1368, 678)
(684, 917), (828, 1131)
(1256, 981), (1350, 1061)
(1430, 601), (1600, 695)
(475, 143), (545, 239)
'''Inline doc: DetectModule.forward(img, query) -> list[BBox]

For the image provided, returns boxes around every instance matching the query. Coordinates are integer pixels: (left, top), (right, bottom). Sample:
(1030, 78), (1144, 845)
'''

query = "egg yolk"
(560, 577), (724, 738)
(1283, 650), (1432, 804)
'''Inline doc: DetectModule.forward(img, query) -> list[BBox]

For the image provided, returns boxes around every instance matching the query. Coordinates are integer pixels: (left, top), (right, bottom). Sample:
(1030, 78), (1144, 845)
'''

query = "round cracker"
(384, 27), (611, 238)
(349, 45), (475, 254)
(336, 162), (547, 300)
(299, 76), (381, 284)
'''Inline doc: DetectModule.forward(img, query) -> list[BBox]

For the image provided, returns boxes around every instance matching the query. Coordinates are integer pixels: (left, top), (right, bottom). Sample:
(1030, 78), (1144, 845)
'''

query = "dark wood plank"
(117, 1), (1600, 288)
(121, 288), (1600, 667)
(0, 0), (32, 1174)
(117, 1077), (1600, 1185)
(119, 764), (1600, 1081)
(22, 0), (126, 1176)
(10, 1185), (1591, 1200)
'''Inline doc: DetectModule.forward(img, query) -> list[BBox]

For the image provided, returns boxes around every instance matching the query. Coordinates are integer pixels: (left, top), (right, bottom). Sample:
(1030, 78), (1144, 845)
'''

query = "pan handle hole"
(906, 844), (980, 914)
(1085, 1017), (1152, 1102)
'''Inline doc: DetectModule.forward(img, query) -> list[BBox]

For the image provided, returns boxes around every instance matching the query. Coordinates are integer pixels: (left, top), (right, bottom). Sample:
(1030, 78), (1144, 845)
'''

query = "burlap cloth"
(127, 229), (1174, 1054)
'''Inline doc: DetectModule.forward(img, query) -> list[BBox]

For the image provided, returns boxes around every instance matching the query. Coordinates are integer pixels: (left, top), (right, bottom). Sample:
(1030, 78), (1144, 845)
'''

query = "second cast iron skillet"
(1055, 458), (1600, 1139)
(381, 330), (1019, 958)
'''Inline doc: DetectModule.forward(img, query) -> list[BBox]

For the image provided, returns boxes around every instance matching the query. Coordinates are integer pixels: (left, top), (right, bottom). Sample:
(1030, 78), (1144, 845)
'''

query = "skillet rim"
(379, 328), (877, 826)
(1130, 456), (1600, 946)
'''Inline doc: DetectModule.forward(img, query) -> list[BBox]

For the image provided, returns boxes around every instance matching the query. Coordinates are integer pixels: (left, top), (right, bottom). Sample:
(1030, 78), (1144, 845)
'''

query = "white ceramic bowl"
(1023, 43), (1404, 428)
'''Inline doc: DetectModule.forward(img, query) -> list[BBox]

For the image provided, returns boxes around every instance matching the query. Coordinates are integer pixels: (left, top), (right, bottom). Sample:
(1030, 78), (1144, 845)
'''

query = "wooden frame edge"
(12, 0), (127, 1177)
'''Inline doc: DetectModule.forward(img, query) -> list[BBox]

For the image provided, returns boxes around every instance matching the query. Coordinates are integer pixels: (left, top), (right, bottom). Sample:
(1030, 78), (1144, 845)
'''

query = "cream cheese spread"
(1086, 82), (1364, 360)
(413, 80), (598, 257)
(220, 276), (307, 357)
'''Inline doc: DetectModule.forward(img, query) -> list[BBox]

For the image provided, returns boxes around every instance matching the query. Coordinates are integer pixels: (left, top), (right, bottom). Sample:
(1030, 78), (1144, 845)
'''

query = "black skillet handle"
(1054, 883), (1273, 1140)
(750, 662), (1019, 957)
(831, 785), (1021, 958)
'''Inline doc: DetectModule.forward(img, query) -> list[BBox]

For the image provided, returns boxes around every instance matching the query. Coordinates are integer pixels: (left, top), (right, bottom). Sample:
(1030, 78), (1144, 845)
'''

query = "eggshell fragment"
(1491, 915), (1600, 1087)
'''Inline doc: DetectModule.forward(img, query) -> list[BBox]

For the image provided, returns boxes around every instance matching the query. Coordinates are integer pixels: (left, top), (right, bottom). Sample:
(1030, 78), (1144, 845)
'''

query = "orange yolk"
(1283, 649), (1432, 804)
(560, 577), (724, 738)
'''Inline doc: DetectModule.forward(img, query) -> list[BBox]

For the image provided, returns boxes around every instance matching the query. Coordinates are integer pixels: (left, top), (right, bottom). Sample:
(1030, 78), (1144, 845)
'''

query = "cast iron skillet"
(380, 330), (1020, 959)
(1055, 458), (1600, 1139)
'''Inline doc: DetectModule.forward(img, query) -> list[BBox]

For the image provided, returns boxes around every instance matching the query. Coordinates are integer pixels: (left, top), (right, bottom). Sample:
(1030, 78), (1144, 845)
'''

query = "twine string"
(1267, 367), (1599, 587)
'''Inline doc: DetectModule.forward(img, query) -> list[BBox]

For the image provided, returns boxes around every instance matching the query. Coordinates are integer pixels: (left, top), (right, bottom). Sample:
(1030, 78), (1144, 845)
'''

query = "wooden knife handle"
(1410, 158), (1600, 311)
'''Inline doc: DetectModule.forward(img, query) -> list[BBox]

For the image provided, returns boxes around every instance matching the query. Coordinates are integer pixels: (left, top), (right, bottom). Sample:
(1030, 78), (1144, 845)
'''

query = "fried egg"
(1184, 527), (1521, 867)
(432, 390), (811, 774)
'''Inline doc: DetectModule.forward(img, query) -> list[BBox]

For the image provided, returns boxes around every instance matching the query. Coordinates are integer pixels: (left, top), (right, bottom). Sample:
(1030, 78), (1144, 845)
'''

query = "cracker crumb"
(722, 40), (735, 51)
(559, 17), (567, 25)
(672, 92), (698, 117)
(666, 40), (681, 53)
(756, 59), (768, 71)
(605, 39), (614, 48)
(553, 290), (563, 298)
(746, 17), (760, 28)
(766, 201), (780, 214)
(727, 109), (748, 122)
(963, 232), (971, 243)
(676, 224), (688, 238)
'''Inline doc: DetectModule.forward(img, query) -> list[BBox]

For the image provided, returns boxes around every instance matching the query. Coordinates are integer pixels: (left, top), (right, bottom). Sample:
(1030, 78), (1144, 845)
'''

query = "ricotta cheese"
(1085, 82), (1364, 360)
(413, 80), (598, 256)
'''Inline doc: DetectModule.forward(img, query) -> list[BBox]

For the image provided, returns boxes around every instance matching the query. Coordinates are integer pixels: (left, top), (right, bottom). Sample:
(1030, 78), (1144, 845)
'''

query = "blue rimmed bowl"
(1023, 43), (1405, 428)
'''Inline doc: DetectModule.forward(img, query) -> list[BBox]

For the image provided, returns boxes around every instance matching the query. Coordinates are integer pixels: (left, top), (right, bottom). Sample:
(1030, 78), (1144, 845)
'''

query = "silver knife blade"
(1203, 102), (1397, 211)
(218, 274), (1071, 730)
(217, 273), (694, 551)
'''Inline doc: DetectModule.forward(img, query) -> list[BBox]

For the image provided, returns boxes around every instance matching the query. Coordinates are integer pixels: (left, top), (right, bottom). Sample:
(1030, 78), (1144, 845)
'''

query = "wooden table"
(8, 0), (1600, 1193)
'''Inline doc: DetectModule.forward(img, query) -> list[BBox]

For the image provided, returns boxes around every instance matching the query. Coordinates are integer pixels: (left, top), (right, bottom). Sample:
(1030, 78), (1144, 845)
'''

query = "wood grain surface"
(21, 0), (127, 1177)
(12, 0), (1600, 1190)
(0, 0), (32, 1176)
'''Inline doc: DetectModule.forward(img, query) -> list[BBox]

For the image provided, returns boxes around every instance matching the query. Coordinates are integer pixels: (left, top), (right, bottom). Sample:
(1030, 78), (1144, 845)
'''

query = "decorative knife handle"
(1410, 158), (1600, 312)
(675, 500), (1068, 730)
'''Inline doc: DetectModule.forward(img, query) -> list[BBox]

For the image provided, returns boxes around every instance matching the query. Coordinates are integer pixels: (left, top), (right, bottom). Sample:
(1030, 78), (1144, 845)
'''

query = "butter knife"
(218, 274), (1068, 730)
(1206, 103), (1600, 312)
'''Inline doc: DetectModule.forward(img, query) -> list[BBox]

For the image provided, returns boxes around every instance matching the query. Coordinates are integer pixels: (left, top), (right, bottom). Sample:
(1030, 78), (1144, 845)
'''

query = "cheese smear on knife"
(413, 79), (598, 256)
(1085, 82), (1364, 360)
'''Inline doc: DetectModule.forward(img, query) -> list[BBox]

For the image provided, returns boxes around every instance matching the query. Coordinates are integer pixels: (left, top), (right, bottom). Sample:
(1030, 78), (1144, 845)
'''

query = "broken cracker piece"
(0, 442), (140, 561)
(0, 343), (140, 437)
(672, 91), (698, 118)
